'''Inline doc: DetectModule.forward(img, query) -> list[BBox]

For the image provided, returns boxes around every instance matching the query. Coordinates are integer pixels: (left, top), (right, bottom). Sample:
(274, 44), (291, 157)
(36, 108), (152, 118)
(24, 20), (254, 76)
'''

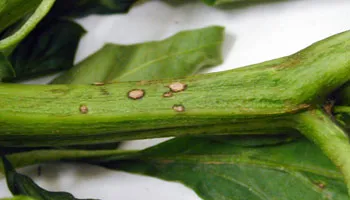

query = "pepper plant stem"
(1, 29), (350, 147)
(295, 109), (350, 194)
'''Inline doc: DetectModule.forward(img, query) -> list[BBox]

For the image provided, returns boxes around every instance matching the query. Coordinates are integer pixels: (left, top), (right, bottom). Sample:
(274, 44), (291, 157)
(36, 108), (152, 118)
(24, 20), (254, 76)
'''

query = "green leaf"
(49, 0), (138, 18)
(1, 135), (347, 199)
(8, 19), (85, 81)
(93, 136), (348, 200)
(0, 0), (41, 33)
(51, 26), (224, 84)
(0, 0), (56, 53)
(0, 196), (37, 200)
(0, 52), (15, 81)
(1, 157), (98, 200)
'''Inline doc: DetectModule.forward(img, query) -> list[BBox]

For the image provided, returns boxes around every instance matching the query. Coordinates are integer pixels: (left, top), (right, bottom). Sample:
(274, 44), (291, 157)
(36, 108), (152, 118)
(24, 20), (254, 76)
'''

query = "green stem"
(1, 29), (350, 147)
(295, 109), (350, 194)
(0, 0), (55, 53)
(333, 106), (350, 129)
(0, 196), (36, 200)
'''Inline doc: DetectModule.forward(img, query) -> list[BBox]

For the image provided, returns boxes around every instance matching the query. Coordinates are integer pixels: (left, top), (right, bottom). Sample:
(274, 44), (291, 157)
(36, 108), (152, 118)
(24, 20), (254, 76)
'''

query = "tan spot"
(92, 82), (105, 86)
(163, 91), (173, 98)
(172, 104), (185, 112)
(169, 82), (187, 92)
(128, 89), (145, 100)
(318, 183), (326, 189)
(80, 105), (88, 114)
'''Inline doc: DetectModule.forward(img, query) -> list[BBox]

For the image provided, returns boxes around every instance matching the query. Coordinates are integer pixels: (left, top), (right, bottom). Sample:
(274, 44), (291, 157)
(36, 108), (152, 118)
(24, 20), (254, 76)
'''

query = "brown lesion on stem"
(92, 82), (105, 86)
(79, 105), (89, 114)
(128, 89), (145, 100)
(172, 104), (185, 112)
(168, 82), (187, 92)
(163, 91), (173, 98)
(272, 54), (302, 70)
(284, 103), (311, 114)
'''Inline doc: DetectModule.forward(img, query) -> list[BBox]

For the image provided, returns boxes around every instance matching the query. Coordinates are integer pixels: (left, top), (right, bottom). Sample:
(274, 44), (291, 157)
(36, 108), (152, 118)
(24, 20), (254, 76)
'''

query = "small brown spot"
(128, 89), (145, 100)
(316, 182), (326, 189)
(163, 91), (173, 98)
(138, 80), (148, 85)
(80, 105), (88, 114)
(169, 82), (187, 92)
(92, 82), (105, 86)
(172, 104), (185, 112)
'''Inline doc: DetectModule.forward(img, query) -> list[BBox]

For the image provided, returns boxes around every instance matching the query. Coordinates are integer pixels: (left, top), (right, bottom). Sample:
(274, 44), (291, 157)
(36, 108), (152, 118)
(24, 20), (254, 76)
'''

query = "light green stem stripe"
(334, 106), (350, 114)
(295, 109), (350, 194)
(0, 196), (36, 200)
(0, 0), (55, 52)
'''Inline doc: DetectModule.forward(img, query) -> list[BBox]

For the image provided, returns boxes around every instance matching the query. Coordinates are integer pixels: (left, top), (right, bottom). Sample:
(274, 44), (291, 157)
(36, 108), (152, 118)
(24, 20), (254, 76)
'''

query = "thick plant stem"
(296, 109), (350, 195)
(1, 30), (350, 147)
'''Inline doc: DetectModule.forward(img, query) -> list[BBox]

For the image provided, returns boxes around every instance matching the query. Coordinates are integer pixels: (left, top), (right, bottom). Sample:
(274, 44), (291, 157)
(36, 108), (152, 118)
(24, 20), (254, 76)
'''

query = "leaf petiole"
(295, 109), (350, 194)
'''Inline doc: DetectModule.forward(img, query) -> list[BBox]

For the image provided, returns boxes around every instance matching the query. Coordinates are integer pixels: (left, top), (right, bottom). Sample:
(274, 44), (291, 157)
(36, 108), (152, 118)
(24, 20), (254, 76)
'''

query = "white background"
(1, 0), (350, 199)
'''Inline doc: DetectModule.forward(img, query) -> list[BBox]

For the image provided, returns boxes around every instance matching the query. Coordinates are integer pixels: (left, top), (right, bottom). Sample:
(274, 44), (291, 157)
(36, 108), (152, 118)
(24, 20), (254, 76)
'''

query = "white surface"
(1, 0), (350, 199)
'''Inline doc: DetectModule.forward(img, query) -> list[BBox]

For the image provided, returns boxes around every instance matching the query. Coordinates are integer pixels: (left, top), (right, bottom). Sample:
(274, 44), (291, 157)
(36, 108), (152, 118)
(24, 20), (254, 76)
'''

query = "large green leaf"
(8, 19), (85, 81)
(91, 136), (348, 200)
(0, 135), (347, 199)
(1, 157), (98, 200)
(49, 0), (138, 18)
(51, 26), (224, 84)
(0, 52), (15, 82)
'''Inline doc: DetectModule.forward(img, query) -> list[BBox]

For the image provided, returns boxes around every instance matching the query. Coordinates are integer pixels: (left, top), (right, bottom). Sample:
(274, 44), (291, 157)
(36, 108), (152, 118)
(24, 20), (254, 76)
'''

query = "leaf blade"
(0, 52), (15, 82)
(49, 0), (138, 18)
(9, 19), (85, 81)
(51, 26), (224, 84)
(95, 136), (348, 200)
(1, 157), (98, 200)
